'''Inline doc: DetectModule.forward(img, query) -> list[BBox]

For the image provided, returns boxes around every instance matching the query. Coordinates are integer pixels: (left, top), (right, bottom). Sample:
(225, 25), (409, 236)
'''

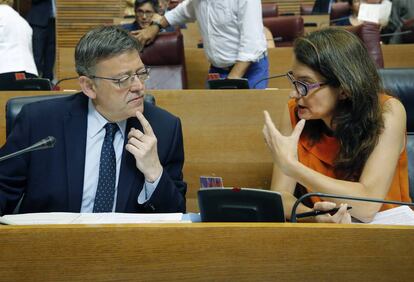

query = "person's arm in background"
(134, 0), (196, 45)
(228, 0), (266, 79)
(381, 0), (403, 35)
(264, 26), (276, 49)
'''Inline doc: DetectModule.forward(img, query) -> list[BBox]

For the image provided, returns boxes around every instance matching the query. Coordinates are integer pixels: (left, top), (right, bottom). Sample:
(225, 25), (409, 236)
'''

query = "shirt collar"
(87, 99), (127, 139)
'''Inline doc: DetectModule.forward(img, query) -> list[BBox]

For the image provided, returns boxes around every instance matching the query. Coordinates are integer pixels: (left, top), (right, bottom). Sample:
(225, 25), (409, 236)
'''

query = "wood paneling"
(382, 44), (414, 68)
(0, 223), (413, 281)
(152, 90), (290, 211)
(55, 0), (125, 80)
(262, 0), (315, 15)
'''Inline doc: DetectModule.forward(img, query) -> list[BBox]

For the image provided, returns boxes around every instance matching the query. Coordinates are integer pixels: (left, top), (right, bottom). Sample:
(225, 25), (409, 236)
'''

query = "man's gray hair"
(75, 25), (143, 76)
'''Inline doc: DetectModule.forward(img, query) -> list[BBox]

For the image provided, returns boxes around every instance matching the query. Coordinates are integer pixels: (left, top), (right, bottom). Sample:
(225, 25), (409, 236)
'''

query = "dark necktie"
(93, 123), (119, 212)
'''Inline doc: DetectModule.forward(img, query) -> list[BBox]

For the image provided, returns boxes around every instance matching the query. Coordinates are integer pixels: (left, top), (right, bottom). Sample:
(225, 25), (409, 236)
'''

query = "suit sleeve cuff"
(137, 169), (163, 204)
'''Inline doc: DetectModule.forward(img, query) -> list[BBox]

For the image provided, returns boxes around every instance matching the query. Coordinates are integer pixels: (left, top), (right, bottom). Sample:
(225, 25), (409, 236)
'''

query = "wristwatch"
(151, 20), (163, 30)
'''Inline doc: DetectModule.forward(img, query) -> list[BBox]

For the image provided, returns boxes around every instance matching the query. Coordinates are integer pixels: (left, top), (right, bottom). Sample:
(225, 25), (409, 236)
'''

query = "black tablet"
(10, 78), (52, 91)
(198, 188), (285, 222)
(208, 78), (249, 89)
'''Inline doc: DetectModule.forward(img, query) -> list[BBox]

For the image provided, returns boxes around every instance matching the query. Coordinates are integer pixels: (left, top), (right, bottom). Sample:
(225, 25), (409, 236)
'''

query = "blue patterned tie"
(93, 123), (119, 212)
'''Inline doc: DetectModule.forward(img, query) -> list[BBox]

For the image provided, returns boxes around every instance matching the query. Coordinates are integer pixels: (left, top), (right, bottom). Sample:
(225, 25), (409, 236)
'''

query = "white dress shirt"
(165, 0), (267, 68)
(81, 99), (160, 212)
(0, 5), (38, 76)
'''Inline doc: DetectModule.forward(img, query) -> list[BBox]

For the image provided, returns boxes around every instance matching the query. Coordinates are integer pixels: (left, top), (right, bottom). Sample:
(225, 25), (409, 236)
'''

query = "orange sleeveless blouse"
(288, 95), (411, 210)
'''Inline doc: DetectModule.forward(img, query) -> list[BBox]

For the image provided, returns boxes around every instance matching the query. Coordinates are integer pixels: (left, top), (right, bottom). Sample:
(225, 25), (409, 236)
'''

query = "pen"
(296, 206), (352, 219)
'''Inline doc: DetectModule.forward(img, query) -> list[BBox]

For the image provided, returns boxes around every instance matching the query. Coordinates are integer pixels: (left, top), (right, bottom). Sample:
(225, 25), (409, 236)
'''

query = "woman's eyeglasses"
(287, 71), (329, 97)
(90, 67), (150, 89)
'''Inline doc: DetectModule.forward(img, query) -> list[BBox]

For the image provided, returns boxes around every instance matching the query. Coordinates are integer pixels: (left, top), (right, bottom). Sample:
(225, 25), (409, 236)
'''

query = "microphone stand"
(252, 73), (287, 89)
(0, 136), (56, 162)
(290, 192), (414, 223)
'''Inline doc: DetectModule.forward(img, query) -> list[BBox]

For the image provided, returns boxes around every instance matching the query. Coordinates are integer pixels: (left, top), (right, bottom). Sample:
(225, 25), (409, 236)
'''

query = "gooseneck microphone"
(0, 136), (56, 162)
(290, 192), (414, 223)
(252, 73), (287, 89)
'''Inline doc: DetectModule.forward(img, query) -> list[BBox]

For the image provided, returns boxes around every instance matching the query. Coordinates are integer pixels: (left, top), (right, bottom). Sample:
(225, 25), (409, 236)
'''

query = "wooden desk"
(0, 223), (413, 281)
(185, 44), (414, 89)
(302, 15), (330, 33)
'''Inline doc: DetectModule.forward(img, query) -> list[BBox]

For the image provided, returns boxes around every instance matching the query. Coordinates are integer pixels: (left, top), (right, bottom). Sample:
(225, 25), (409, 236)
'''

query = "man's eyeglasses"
(136, 9), (155, 17)
(90, 67), (150, 89)
(287, 71), (329, 97)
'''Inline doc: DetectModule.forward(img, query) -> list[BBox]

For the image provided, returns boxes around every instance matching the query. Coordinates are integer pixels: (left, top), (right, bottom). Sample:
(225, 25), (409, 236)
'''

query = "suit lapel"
(64, 94), (88, 212)
(116, 118), (143, 212)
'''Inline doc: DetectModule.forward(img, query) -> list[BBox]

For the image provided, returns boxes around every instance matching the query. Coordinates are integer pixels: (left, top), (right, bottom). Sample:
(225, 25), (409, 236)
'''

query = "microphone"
(0, 136), (56, 162)
(252, 73), (287, 89)
(380, 30), (413, 38)
(53, 76), (79, 90)
(290, 192), (414, 223)
(329, 16), (350, 24)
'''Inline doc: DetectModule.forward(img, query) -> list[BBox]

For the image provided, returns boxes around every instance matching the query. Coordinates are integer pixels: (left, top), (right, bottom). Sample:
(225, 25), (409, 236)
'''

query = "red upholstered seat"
(263, 16), (304, 47)
(346, 23), (384, 68)
(330, 2), (351, 22)
(262, 3), (278, 18)
(140, 31), (187, 89)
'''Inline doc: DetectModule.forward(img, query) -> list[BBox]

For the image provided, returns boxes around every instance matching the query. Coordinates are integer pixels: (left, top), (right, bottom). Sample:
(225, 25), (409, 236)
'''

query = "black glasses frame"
(90, 67), (150, 89)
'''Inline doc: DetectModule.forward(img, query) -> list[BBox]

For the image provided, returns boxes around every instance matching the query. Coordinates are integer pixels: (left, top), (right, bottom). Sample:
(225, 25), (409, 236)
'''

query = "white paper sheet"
(369, 206), (414, 225)
(358, 1), (392, 25)
(0, 212), (185, 225)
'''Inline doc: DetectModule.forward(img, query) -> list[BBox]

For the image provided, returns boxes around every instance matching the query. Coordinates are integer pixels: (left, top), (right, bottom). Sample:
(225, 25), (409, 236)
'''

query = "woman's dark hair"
(293, 28), (384, 180)
(134, 0), (159, 11)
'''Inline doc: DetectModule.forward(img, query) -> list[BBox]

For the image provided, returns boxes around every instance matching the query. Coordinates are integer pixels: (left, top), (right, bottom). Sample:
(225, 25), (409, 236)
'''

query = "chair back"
(140, 31), (187, 89)
(346, 23), (384, 68)
(6, 95), (67, 137)
(263, 16), (304, 47)
(262, 3), (278, 18)
(330, 2), (350, 22)
(401, 18), (414, 44)
(379, 68), (414, 201)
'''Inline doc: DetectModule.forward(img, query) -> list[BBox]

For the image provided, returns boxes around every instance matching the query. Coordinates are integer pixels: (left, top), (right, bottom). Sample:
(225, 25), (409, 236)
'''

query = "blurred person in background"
(135, 0), (269, 89)
(0, 0), (38, 90)
(382, 0), (414, 44)
(123, 0), (160, 32)
(26, 0), (56, 81)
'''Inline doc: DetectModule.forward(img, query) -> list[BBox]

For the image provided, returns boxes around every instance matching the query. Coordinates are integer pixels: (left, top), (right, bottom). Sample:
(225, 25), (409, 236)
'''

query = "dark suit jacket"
(26, 0), (53, 27)
(0, 93), (186, 215)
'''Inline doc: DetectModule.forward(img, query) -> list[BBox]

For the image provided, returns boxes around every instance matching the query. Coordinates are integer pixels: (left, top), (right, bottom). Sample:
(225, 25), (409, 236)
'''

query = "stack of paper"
(369, 206), (414, 225)
(0, 212), (185, 225)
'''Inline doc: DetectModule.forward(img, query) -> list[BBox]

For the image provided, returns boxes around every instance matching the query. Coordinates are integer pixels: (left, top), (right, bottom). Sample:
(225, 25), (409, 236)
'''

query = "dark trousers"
(31, 18), (56, 81)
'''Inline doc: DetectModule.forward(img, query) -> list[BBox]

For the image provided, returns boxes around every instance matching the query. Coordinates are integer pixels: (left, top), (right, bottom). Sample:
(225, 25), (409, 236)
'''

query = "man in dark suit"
(26, 0), (56, 81)
(0, 25), (186, 215)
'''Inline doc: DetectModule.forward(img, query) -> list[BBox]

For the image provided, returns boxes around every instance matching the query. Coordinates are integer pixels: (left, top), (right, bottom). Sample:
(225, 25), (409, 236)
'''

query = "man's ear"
(79, 76), (97, 99)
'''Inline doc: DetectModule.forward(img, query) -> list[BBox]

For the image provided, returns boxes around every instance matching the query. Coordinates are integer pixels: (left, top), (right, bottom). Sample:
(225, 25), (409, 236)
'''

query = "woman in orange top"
(263, 28), (411, 223)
